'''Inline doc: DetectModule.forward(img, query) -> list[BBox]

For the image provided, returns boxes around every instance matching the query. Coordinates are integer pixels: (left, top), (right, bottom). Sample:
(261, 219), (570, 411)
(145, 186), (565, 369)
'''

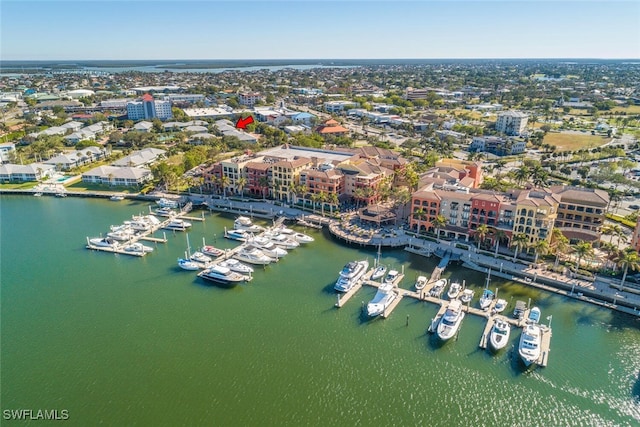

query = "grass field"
(543, 132), (609, 151)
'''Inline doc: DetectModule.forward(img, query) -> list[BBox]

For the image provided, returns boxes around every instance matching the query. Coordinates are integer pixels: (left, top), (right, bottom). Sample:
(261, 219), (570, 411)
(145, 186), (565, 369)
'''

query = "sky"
(1, 1), (639, 60)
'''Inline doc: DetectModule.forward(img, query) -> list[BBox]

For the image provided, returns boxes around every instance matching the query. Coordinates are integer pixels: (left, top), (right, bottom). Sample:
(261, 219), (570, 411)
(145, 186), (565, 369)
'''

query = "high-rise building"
(127, 94), (172, 120)
(496, 111), (528, 136)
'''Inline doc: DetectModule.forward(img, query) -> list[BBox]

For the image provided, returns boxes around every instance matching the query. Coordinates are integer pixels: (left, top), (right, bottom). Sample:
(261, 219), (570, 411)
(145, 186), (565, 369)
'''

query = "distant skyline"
(1, 1), (639, 61)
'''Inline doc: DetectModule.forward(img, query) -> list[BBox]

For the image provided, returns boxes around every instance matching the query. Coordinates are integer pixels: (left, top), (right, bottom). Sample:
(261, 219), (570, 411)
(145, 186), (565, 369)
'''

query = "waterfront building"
(0, 163), (55, 182)
(43, 147), (105, 171)
(126, 94), (172, 120)
(511, 189), (560, 246)
(495, 111), (528, 136)
(81, 165), (152, 186)
(300, 165), (344, 200)
(271, 157), (312, 201)
(338, 158), (393, 205)
(112, 148), (166, 168)
(550, 185), (609, 243)
(244, 161), (271, 198)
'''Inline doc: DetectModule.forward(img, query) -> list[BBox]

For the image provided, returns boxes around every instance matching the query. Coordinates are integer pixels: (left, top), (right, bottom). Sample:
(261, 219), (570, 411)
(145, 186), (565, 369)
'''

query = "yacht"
(528, 306), (541, 324)
(218, 259), (254, 274)
(201, 245), (224, 257)
(429, 279), (447, 297)
(437, 299), (465, 341)
(383, 269), (400, 286)
(190, 251), (212, 264)
(460, 289), (475, 304)
(489, 318), (511, 351)
(88, 237), (119, 248)
(164, 219), (192, 231)
(234, 248), (272, 265)
(157, 198), (179, 209)
(233, 216), (264, 233)
(198, 265), (248, 285)
(110, 195), (124, 201)
(268, 233), (299, 249)
(122, 242), (154, 254)
(366, 283), (397, 317)
(275, 226), (314, 243)
(371, 265), (387, 281)
(107, 225), (135, 241)
(519, 324), (542, 367)
(246, 238), (287, 260)
(493, 299), (508, 314)
(334, 260), (370, 292)
(414, 275), (428, 291)
(479, 289), (495, 310)
(178, 258), (200, 271)
(125, 219), (151, 232)
(34, 192), (43, 197)
(154, 207), (177, 217)
(225, 228), (250, 242)
(447, 280), (462, 300)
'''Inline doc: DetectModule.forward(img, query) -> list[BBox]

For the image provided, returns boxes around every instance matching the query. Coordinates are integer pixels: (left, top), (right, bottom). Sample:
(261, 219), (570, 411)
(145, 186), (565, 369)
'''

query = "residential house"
(0, 163), (55, 182)
(112, 147), (165, 167)
(82, 165), (152, 186)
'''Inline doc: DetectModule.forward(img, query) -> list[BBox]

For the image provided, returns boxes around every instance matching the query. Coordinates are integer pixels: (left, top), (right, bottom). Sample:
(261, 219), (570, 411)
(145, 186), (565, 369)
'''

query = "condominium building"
(126, 94), (172, 120)
(512, 189), (560, 245)
(550, 186), (609, 243)
(495, 111), (528, 136)
(469, 136), (526, 156)
(238, 92), (262, 107)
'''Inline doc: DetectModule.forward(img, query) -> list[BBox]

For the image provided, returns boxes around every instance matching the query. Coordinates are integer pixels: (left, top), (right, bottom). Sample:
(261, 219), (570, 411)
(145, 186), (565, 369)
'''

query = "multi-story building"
(126, 94), (172, 120)
(550, 186), (609, 243)
(512, 189), (560, 246)
(495, 111), (528, 136)
(433, 159), (483, 188)
(300, 166), (345, 201)
(271, 157), (312, 201)
(469, 136), (526, 156)
(0, 142), (16, 164)
(238, 92), (261, 107)
(244, 161), (271, 198)
(338, 158), (393, 205)
(323, 100), (359, 113)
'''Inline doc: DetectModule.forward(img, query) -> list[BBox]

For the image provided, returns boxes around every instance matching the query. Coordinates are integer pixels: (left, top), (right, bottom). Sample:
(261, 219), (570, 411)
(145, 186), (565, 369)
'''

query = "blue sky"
(2, 1), (639, 60)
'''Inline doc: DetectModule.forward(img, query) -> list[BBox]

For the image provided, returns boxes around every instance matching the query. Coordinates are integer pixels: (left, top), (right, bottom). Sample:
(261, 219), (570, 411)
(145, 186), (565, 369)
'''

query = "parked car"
(630, 204), (639, 210)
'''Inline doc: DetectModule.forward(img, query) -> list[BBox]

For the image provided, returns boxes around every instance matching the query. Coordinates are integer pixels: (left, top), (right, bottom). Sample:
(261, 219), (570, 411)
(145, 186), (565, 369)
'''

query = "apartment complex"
(238, 92), (262, 107)
(127, 94), (172, 120)
(495, 111), (528, 136)
(550, 186), (609, 243)
(469, 136), (527, 156)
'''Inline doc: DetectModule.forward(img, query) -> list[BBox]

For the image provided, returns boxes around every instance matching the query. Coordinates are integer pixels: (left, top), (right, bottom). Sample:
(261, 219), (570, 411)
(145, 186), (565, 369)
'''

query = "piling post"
(406, 314), (410, 326)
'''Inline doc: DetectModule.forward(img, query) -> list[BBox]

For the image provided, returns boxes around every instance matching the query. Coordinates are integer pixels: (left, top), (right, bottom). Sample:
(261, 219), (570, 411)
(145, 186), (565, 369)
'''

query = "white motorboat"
(371, 265), (387, 281)
(178, 258), (200, 271)
(513, 300), (527, 319)
(218, 259), (254, 274)
(107, 226), (135, 241)
(233, 216), (264, 233)
(225, 228), (250, 242)
(479, 288), (495, 310)
(190, 251), (212, 264)
(437, 299), (465, 341)
(246, 239), (287, 260)
(122, 242), (154, 254)
(88, 237), (119, 248)
(125, 219), (151, 232)
(34, 192), (43, 197)
(429, 279), (447, 297)
(157, 197), (179, 208)
(110, 195), (124, 201)
(519, 324), (542, 366)
(267, 233), (299, 249)
(234, 248), (272, 265)
(201, 245), (224, 257)
(275, 226), (314, 243)
(489, 318), (511, 351)
(447, 280), (462, 300)
(414, 275), (428, 290)
(164, 219), (192, 231)
(383, 269), (400, 285)
(198, 265), (249, 285)
(154, 207), (177, 217)
(334, 260), (369, 292)
(528, 306), (541, 324)
(460, 289), (475, 304)
(366, 283), (397, 317)
(493, 298), (508, 314)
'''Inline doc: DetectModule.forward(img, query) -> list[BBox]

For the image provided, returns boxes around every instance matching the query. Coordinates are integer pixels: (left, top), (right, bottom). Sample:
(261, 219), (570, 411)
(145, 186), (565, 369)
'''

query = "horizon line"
(2, 57), (640, 62)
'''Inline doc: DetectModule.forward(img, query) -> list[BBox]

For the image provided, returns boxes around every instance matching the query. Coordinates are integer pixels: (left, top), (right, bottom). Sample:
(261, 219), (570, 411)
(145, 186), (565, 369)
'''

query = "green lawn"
(0, 181), (38, 190)
(543, 132), (609, 151)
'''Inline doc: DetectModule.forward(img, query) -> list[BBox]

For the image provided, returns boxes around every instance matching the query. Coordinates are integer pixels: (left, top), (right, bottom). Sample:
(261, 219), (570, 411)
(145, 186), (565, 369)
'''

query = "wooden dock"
(335, 282), (364, 308)
(85, 243), (146, 256)
(537, 326), (552, 367)
(428, 303), (448, 333)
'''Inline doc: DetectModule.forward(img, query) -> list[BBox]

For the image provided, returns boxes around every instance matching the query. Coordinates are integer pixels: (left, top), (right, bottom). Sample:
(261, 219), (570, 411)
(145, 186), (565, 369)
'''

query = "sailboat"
(371, 243), (387, 280)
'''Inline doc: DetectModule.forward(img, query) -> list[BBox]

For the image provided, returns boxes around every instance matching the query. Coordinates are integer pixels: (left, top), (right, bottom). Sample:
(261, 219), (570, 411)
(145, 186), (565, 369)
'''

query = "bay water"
(1, 196), (639, 426)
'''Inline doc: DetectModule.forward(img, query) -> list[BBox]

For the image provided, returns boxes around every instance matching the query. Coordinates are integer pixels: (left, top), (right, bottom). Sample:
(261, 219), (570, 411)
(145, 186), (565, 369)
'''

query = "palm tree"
(490, 227), (507, 258)
(551, 229), (570, 268)
(510, 233), (529, 262)
(327, 192), (339, 215)
(413, 207), (427, 234)
(236, 176), (247, 197)
(616, 249), (640, 290)
(310, 192), (322, 213)
(572, 240), (594, 273)
(318, 192), (328, 217)
(218, 175), (230, 198)
(433, 214), (447, 239)
(532, 239), (550, 264)
(475, 224), (489, 250)
(258, 176), (269, 200)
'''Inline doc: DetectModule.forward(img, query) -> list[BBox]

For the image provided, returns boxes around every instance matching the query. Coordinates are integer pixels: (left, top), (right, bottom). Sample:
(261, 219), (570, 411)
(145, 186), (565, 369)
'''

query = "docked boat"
(437, 299), (465, 341)
(122, 242), (154, 254)
(190, 251), (212, 264)
(55, 192), (67, 198)
(125, 219), (151, 232)
(460, 288), (475, 304)
(334, 260), (370, 292)
(233, 216), (264, 233)
(479, 288), (495, 310)
(34, 192), (43, 197)
(528, 306), (541, 324)
(366, 283), (397, 317)
(267, 233), (299, 249)
(110, 194), (124, 201)
(493, 298), (508, 314)
(371, 265), (387, 281)
(198, 265), (248, 285)
(489, 318), (511, 351)
(157, 198), (179, 208)
(177, 258), (200, 271)
(218, 259), (254, 274)
(225, 228), (250, 242)
(201, 245), (224, 257)
(107, 225), (135, 241)
(429, 279), (447, 297)
(414, 275), (428, 290)
(513, 300), (527, 319)
(164, 219), (192, 231)
(154, 207), (177, 217)
(246, 237), (287, 259)
(383, 269), (400, 285)
(447, 280), (462, 300)
(519, 324), (542, 366)
(234, 248), (272, 265)
(275, 226), (314, 243)
(88, 237), (119, 248)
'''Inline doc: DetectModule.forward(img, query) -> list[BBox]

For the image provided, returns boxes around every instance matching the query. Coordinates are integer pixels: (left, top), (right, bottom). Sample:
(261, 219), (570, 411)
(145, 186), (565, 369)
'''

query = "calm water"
(2, 196), (640, 426)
